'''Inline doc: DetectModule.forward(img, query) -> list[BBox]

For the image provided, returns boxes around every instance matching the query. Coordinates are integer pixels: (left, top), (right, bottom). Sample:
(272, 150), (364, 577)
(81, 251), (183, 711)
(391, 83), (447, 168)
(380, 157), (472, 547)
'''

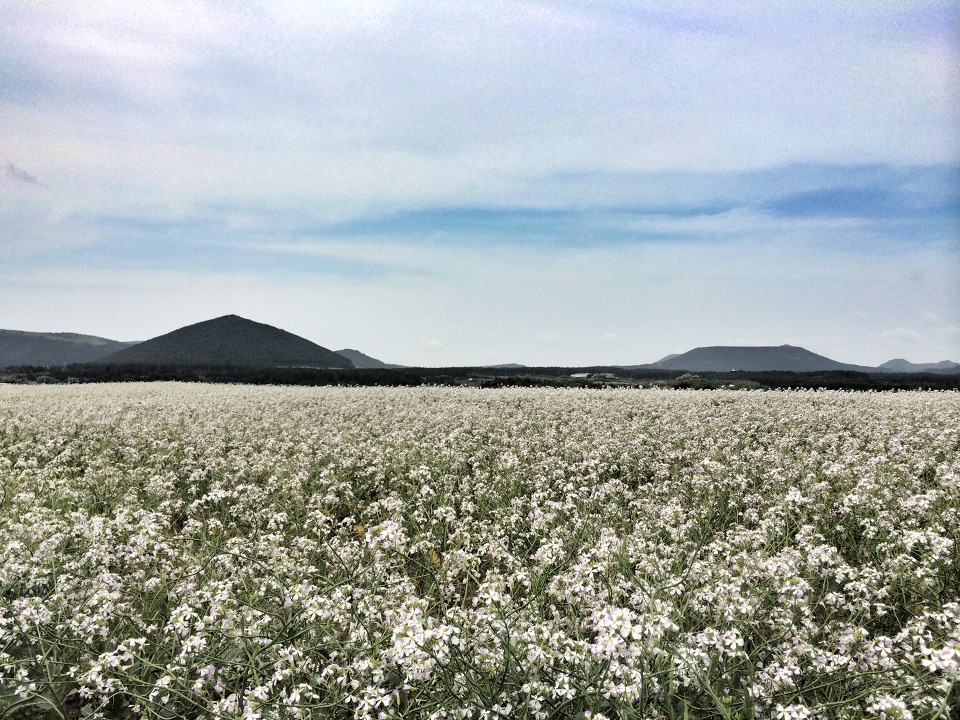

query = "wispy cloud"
(6, 163), (41, 186)
(765, 187), (892, 218)
(278, 163), (958, 249)
(762, 165), (960, 220)
(878, 327), (927, 342)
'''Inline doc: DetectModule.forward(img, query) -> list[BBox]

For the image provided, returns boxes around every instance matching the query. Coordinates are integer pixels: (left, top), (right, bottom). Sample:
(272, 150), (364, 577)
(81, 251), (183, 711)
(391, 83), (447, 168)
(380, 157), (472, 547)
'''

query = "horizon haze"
(2, 2), (958, 367)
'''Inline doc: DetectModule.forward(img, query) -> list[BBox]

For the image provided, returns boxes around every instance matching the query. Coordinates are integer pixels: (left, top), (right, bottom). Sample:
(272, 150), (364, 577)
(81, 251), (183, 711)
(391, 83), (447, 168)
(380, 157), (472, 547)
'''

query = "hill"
(654, 353), (681, 364)
(334, 349), (404, 369)
(0, 329), (136, 367)
(100, 315), (353, 368)
(878, 358), (960, 374)
(646, 345), (873, 372)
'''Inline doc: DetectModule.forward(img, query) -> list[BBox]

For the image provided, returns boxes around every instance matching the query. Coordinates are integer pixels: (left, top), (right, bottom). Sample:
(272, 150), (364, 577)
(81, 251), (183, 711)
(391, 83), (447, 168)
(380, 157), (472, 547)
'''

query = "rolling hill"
(877, 358), (960, 374)
(644, 345), (875, 373)
(99, 315), (353, 368)
(0, 330), (137, 367)
(4, 319), (957, 375)
(334, 349), (404, 369)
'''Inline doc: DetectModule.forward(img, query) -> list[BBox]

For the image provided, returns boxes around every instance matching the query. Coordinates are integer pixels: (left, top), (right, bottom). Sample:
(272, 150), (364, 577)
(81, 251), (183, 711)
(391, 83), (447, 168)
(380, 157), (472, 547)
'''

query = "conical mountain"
(99, 315), (353, 368)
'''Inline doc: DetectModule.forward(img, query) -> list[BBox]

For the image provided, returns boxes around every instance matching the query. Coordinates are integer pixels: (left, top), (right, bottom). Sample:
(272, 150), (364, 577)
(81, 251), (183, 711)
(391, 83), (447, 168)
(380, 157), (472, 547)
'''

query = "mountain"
(654, 353), (681, 364)
(99, 315), (353, 368)
(877, 358), (960, 374)
(645, 345), (874, 373)
(0, 329), (137, 367)
(335, 348), (404, 369)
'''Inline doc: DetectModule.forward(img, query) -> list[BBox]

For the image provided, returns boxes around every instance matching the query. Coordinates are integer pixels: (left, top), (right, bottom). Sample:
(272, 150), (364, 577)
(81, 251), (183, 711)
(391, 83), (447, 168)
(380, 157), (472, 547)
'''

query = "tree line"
(2, 363), (959, 391)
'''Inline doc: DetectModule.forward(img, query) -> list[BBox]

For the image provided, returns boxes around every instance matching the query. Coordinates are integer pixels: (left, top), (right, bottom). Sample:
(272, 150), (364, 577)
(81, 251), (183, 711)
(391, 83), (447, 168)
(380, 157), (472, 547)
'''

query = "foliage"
(3, 363), (960, 391)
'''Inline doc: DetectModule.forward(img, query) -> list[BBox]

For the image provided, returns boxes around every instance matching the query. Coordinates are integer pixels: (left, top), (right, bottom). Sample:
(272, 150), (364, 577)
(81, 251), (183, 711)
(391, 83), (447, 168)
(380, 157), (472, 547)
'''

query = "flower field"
(1, 384), (958, 720)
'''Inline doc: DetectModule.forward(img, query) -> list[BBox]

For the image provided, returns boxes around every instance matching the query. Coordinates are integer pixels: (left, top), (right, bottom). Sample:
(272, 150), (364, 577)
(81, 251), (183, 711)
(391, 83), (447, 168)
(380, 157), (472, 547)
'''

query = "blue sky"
(2, 1), (958, 366)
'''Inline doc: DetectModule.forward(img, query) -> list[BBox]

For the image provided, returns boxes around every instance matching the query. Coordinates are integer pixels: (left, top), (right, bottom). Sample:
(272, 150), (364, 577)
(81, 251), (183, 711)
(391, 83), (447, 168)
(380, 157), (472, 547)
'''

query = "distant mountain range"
(630, 345), (959, 374)
(1, 318), (957, 373)
(877, 358), (960, 373)
(0, 330), (136, 366)
(627, 345), (959, 374)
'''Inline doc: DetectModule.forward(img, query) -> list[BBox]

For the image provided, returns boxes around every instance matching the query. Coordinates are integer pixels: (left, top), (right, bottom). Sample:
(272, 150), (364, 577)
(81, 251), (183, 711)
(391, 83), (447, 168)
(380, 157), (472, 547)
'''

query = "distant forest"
(3, 363), (959, 391)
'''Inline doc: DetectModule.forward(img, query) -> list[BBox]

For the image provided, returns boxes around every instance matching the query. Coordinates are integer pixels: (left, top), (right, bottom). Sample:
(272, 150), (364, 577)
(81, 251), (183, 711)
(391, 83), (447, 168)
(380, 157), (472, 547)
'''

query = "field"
(1, 384), (958, 719)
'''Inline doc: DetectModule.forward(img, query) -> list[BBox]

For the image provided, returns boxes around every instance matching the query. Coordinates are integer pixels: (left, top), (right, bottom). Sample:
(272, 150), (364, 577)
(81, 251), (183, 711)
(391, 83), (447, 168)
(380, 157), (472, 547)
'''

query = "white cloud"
(3, 1), (956, 217)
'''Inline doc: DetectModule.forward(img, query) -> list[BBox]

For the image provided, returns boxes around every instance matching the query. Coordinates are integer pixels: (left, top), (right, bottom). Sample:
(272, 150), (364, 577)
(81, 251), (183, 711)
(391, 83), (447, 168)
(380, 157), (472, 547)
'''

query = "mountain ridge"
(334, 348), (404, 369)
(632, 345), (884, 373)
(878, 358), (959, 373)
(0, 329), (137, 366)
(628, 345), (960, 374)
(2, 319), (956, 372)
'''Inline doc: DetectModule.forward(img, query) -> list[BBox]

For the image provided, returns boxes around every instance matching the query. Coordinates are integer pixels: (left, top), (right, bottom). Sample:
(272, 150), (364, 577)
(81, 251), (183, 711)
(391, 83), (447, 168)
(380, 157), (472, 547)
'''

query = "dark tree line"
(2, 363), (959, 391)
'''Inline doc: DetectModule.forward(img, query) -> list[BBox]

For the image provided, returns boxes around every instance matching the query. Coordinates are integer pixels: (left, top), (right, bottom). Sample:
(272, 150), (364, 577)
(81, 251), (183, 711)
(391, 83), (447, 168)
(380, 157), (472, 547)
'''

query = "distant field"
(1, 384), (958, 719)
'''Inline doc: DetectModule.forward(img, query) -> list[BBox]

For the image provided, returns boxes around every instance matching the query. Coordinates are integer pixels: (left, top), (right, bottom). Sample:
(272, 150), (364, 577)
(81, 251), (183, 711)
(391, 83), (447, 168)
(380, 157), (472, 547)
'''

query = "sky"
(2, 1), (958, 367)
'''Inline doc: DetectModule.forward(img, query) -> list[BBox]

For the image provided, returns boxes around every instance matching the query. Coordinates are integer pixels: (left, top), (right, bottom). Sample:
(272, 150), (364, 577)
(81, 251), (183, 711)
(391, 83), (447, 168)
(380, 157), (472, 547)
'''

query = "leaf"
(1, 695), (65, 720)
